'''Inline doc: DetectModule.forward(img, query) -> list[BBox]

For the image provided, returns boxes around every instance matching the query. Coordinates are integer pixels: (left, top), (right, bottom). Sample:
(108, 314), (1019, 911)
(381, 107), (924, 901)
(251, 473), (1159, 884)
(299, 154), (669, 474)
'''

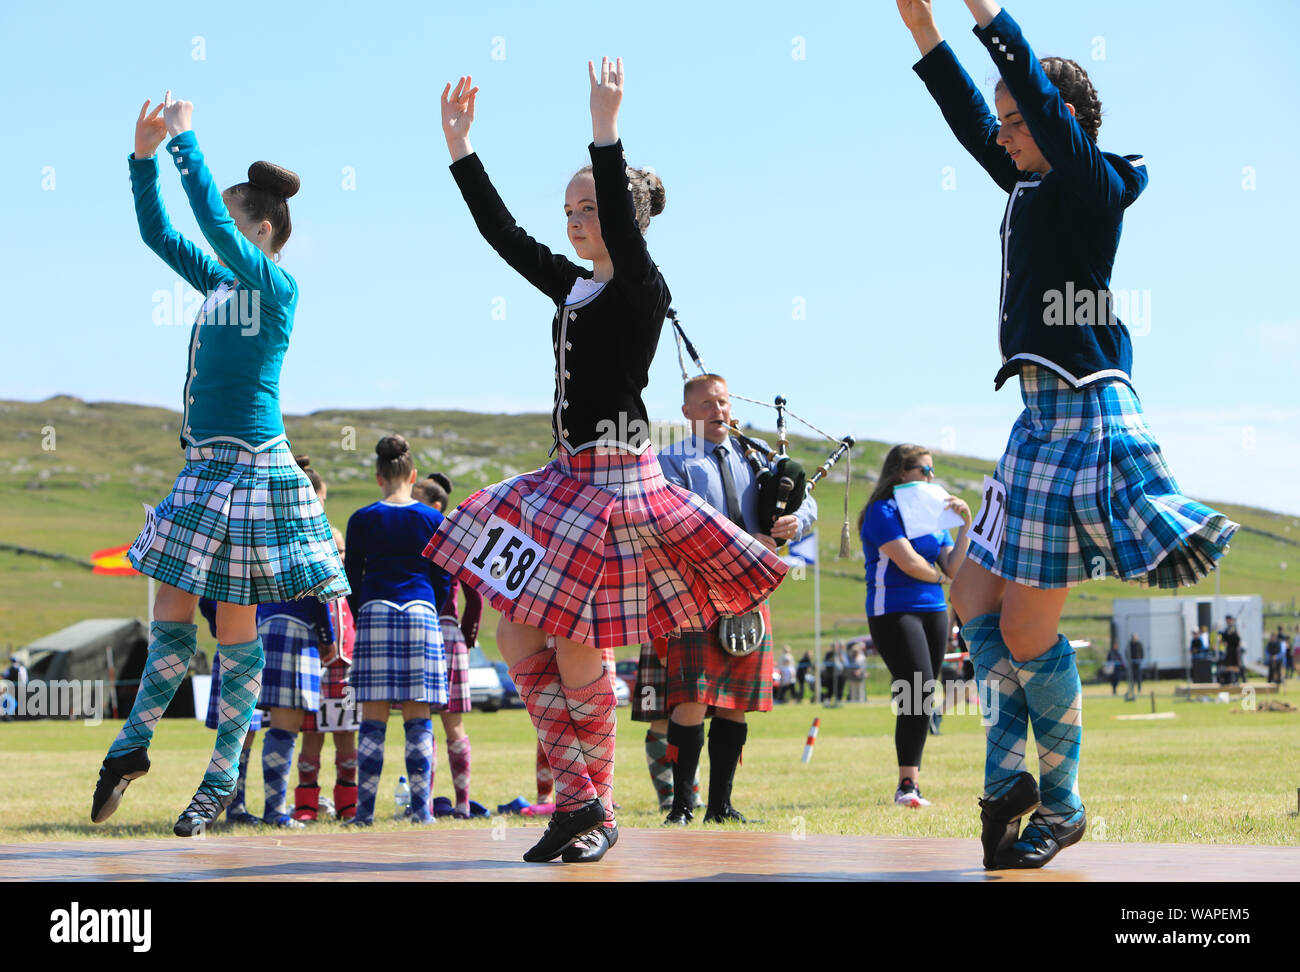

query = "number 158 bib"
(465, 516), (546, 600)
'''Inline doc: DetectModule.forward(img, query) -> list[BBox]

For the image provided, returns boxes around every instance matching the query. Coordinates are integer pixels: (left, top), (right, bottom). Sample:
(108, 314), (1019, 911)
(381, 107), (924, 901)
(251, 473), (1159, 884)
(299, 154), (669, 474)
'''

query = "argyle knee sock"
(108, 620), (197, 757)
(1013, 635), (1084, 831)
(337, 748), (357, 786)
(666, 720), (705, 817)
(962, 614), (1029, 801)
(706, 718), (747, 814)
(564, 673), (618, 827)
(403, 719), (434, 821)
(508, 650), (596, 811)
(200, 638), (264, 793)
(261, 727), (297, 820)
(535, 741), (554, 803)
(228, 741), (253, 813)
(447, 737), (472, 813)
(355, 720), (386, 824)
(645, 729), (675, 809)
(297, 752), (320, 789)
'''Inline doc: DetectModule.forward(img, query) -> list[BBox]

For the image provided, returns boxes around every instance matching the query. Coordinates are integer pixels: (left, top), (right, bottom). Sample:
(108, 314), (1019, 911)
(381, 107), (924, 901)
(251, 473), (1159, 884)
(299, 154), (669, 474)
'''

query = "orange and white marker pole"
(801, 717), (820, 763)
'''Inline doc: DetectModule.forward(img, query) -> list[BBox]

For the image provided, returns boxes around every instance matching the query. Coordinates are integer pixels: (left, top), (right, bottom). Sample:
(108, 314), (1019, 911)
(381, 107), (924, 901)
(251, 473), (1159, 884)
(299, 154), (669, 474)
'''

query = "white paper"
(892, 482), (965, 539)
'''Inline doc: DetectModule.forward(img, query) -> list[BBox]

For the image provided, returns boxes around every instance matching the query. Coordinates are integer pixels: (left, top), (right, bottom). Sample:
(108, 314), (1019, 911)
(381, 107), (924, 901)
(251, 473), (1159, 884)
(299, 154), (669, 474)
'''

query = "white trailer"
(1111, 595), (1264, 677)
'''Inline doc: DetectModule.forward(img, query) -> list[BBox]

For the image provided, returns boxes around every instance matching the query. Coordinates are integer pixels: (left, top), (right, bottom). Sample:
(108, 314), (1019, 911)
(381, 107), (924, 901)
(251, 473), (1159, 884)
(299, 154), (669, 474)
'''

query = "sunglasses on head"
(906, 464), (935, 476)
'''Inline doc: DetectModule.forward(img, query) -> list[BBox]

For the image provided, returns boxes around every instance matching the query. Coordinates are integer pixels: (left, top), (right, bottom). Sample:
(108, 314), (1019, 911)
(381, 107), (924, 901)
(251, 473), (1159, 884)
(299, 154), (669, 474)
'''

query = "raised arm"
(969, 8), (1140, 207)
(587, 58), (662, 287)
(129, 98), (228, 295)
(901, 3), (1021, 193)
(442, 76), (583, 302)
(160, 96), (297, 304)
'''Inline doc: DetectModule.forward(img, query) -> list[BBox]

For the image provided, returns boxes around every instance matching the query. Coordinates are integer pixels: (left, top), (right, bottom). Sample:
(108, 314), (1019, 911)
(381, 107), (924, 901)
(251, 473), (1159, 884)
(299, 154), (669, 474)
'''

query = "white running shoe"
(894, 778), (931, 808)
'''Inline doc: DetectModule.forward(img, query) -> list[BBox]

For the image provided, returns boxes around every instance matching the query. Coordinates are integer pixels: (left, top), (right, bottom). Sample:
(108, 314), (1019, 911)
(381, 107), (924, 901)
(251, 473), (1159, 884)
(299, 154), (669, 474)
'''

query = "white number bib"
(316, 697), (360, 733)
(968, 476), (1009, 559)
(129, 503), (158, 561)
(465, 515), (545, 600)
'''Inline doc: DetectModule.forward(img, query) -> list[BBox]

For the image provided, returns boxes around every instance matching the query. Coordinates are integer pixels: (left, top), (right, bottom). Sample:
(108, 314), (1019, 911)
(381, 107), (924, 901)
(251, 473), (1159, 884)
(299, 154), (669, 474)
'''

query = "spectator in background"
(1219, 617), (1243, 685)
(845, 646), (867, 703)
(1266, 627), (1285, 685)
(794, 652), (813, 703)
(1126, 634), (1145, 693)
(822, 644), (846, 703)
(1105, 644), (1123, 695)
(776, 649), (797, 704)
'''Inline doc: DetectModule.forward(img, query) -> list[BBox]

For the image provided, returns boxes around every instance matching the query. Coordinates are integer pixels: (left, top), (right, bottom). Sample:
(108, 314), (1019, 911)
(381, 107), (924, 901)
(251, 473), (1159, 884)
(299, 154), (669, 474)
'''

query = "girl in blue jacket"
(898, 1), (1237, 869)
(92, 94), (348, 837)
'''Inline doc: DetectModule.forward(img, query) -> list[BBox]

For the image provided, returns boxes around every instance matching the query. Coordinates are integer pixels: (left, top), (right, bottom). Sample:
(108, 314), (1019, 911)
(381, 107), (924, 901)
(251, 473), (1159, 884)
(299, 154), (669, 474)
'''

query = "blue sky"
(3, 1), (1298, 514)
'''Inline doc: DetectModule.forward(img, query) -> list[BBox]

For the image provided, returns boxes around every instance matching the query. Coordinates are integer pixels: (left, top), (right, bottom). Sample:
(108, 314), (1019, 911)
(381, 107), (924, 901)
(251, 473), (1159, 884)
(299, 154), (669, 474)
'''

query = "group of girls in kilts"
(95, 5), (1235, 868)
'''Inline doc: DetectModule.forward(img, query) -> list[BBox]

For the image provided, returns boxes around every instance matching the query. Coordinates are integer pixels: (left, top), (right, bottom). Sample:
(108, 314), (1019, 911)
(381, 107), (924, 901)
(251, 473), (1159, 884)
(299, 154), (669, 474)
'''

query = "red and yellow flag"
(91, 544), (138, 577)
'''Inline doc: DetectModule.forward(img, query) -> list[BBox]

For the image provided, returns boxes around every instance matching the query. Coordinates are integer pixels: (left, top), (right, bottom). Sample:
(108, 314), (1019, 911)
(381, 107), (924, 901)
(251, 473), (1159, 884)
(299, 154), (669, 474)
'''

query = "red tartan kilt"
(662, 601), (774, 713)
(423, 447), (787, 651)
(299, 658), (350, 732)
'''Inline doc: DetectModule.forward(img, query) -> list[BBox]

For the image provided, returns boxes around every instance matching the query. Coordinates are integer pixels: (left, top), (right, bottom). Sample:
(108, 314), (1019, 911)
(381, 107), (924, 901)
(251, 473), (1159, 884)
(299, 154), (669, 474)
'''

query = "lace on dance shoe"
(173, 782), (236, 837)
(91, 748), (151, 823)
(894, 778), (931, 808)
(522, 798), (605, 862)
(561, 823), (619, 863)
(994, 807), (1086, 869)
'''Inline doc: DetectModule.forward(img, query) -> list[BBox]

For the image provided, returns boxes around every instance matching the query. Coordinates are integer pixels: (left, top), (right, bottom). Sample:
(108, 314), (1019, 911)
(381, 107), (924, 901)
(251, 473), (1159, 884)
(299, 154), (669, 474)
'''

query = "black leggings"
(867, 610), (949, 768)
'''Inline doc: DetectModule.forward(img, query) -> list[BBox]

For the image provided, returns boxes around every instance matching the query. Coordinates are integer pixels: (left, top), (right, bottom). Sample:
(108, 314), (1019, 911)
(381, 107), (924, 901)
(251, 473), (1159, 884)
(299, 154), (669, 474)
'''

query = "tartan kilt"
(968, 366), (1239, 589)
(631, 640), (668, 722)
(204, 652), (267, 732)
(300, 658), (350, 732)
(351, 600), (447, 704)
(440, 617), (473, 714)
(423, 446), (787, 651)
(255, 615), (322, 711)
(127, 441), (349, 604)
(663, 601), (774, 713)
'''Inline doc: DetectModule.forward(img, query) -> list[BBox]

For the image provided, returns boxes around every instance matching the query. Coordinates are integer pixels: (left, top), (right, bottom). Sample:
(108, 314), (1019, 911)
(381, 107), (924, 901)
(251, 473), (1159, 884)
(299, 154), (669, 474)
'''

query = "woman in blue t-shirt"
(860, 444), (970, 808)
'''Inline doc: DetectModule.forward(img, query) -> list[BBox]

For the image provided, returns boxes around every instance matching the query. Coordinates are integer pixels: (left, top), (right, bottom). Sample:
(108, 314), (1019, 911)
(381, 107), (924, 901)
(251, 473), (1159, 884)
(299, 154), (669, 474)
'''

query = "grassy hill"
(4, 396), (1298, 667)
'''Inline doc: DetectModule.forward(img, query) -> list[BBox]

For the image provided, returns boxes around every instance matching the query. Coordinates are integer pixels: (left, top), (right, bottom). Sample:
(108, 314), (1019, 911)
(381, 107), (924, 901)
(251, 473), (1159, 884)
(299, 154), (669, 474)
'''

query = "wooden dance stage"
(2, 828), (1295, 882)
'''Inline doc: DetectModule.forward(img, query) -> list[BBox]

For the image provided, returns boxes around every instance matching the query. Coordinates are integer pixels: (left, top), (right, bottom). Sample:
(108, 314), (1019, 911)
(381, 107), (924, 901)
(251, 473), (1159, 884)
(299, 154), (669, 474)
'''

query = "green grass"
(2, 682), (1296, 845)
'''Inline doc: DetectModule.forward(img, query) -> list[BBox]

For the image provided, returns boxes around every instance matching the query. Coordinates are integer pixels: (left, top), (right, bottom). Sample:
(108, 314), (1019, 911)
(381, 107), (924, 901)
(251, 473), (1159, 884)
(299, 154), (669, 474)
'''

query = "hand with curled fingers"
(588, 56), (623, 146)
(441, 75), (478, 161)
(134, 97), (168, 159)
(161, 90), (193, 137)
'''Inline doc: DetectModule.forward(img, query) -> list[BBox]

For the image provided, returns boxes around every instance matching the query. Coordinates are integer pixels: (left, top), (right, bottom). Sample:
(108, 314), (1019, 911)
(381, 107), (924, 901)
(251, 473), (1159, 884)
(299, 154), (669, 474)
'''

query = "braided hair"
(573, 163), (666, 234)
(998, 57), (1103, 141)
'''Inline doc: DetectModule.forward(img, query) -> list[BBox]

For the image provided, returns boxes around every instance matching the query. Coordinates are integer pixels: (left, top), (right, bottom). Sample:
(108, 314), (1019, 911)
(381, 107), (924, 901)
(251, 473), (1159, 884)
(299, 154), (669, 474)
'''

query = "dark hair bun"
(375, 435), (409, 463)
(641, 170), (666, 218)
(248, 161), (301, 199)
(429, 472), (453, 495)
(295, 454), (312, 470)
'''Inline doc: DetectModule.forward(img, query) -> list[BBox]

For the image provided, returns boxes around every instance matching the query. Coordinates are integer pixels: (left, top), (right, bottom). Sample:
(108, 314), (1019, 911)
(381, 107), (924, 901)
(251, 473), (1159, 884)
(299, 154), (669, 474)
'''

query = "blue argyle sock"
(229, 739), (254, 813)
(261, 728), (297, 821)
(961, 613), (1029, 801)
(404, 718), (434, 822)
(108, 621), (197, 757)
(200, 638), (264, 793)
(1013, 635), (1084, 834)
(356, 720), (386, 824)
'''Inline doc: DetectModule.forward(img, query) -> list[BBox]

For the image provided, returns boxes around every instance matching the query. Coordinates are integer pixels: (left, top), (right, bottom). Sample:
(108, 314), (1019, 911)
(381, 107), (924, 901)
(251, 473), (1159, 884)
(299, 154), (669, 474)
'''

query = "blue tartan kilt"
(352, 600), (448, 704)
(205, 652), (267, 732)
(127, 441), (349, 605)
(968, 366), (1239, 589)
(255, 615), (322, 711)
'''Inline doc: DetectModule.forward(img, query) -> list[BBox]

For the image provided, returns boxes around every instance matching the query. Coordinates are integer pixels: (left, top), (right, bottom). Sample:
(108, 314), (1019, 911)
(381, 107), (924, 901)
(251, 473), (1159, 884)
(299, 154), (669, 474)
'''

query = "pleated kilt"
(662, 601), (774, 713)
(439, 616), (472, 714)
(300, 658), (350, 732)
(969, 366), (1239, 589)
(204, 652), (266, 732)
(127, 441), (349, 604)
(422, 446), (788, 651)
(351, 600), (447, 704)
(251, 615), (321, 711)
(631, 640), (668, 722)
